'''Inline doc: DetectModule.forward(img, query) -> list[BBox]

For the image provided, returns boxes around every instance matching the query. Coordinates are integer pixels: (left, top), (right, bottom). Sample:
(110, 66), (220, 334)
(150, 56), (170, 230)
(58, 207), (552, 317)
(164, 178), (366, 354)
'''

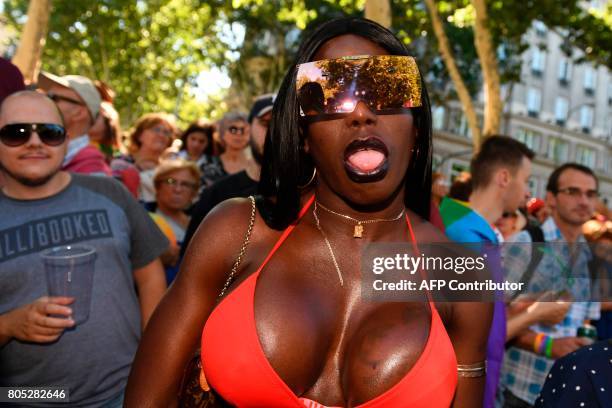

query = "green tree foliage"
(3, 0), (609, 128)
(3, 0), (227, 126)
(216, 0), (365, 110)
(392, 0), (611, 104)
(488, 0), (612, 70)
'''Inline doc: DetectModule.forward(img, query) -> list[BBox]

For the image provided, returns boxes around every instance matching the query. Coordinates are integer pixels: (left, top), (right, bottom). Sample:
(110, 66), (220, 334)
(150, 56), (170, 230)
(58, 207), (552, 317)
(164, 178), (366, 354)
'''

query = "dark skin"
(125, 35), (492, 407)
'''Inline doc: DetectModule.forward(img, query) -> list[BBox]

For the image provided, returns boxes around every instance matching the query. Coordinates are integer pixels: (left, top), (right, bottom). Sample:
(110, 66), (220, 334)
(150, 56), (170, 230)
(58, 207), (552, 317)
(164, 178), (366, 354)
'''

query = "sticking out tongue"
(347, 149), (386, 172)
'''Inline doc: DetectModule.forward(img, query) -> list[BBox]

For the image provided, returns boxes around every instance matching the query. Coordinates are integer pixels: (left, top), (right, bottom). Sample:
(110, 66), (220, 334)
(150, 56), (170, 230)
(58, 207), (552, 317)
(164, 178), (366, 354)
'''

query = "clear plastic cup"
(42, 245), (97, 325)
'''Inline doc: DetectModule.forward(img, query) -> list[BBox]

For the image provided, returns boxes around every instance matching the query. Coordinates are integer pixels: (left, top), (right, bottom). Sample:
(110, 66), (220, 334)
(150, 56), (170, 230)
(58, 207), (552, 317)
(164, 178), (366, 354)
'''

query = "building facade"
(432, 19), (612, 205)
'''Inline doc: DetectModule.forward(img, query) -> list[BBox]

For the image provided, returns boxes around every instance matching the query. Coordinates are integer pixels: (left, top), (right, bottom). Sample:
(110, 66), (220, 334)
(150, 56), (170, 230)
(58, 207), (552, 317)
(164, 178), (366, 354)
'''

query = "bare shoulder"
(179, 197), (262, 295)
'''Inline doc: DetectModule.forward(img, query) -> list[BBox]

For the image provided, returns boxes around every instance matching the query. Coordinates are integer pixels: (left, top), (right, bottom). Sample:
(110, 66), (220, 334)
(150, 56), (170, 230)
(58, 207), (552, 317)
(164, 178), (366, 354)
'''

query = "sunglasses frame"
(162, 177), (198, 191)
(296, 55), (422, 122)
(47, 91), (85, 106)
(0, 123), (67, 147)
(228, 126), (246, 135)
(556, 187), (599, 200)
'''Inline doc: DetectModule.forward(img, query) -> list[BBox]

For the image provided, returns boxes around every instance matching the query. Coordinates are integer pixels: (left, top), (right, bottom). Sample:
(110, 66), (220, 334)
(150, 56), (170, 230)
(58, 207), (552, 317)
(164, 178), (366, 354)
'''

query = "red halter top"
(201, 196), (457, 407)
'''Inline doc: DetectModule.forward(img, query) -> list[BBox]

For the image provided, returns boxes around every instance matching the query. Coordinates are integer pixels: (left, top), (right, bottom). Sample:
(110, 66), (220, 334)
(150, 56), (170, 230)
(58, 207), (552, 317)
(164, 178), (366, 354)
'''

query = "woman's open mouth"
(343, 137), (389, 183)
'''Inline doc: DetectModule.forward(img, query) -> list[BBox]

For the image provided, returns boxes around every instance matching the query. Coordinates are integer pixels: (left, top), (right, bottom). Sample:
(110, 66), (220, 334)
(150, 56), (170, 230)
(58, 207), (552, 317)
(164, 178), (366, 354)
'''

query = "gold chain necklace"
(313, 202), (344, 286)
(316, 201), (405, 238)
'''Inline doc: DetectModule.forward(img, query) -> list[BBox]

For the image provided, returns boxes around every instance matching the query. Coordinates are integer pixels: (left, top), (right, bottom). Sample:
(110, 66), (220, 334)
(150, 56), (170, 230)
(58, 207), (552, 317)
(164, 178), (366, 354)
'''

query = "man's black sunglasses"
(0, 123), (67, 147)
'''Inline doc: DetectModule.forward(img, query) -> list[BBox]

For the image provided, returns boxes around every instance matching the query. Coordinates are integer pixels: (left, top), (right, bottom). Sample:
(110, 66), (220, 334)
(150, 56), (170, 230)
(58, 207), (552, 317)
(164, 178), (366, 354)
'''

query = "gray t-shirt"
(0, 174), (168, 407)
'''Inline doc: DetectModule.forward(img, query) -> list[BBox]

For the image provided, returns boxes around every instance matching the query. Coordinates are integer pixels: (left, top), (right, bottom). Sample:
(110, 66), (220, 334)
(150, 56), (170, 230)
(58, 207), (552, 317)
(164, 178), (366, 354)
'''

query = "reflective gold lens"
(296, 55), (422, 119)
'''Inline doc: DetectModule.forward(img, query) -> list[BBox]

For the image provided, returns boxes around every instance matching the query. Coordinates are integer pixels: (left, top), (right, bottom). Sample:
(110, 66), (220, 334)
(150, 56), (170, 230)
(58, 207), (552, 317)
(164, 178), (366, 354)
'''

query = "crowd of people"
(0, 15), (610, 408)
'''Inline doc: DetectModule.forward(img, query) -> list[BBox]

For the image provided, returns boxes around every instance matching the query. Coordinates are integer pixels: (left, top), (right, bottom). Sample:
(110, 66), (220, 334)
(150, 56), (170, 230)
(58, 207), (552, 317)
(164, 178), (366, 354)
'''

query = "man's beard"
(0, 164), (61, 187)
(558, 206), (591, 227)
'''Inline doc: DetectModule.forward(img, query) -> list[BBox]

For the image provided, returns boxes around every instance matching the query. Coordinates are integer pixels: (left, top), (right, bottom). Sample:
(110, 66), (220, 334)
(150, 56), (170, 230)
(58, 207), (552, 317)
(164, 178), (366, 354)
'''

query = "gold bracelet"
(457, 361), (487, 378)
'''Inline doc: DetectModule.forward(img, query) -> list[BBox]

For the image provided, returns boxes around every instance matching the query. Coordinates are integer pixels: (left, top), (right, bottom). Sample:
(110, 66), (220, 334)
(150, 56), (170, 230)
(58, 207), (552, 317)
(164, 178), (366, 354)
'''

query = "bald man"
(0, 91), (168, 407)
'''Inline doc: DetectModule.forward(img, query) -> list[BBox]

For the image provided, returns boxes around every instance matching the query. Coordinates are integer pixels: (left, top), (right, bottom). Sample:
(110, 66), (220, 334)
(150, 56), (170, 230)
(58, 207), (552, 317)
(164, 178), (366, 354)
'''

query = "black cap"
(248, 93), (275, 123)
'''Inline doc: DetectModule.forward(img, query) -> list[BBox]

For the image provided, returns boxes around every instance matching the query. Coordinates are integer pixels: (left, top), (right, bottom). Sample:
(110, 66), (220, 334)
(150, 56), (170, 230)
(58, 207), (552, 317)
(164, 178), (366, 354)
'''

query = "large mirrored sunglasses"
(0, 123), (67, 147)
(296, 55), (422, 122)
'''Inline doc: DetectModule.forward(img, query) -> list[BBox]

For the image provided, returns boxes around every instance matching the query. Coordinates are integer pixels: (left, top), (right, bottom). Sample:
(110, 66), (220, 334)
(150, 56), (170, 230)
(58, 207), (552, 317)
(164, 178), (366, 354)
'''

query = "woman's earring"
(298, 167), (317, 189)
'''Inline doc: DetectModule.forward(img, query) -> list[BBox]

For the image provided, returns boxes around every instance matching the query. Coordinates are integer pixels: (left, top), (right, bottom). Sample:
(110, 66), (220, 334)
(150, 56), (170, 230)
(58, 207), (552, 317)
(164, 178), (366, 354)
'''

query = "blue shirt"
(445, 207), (505, 408)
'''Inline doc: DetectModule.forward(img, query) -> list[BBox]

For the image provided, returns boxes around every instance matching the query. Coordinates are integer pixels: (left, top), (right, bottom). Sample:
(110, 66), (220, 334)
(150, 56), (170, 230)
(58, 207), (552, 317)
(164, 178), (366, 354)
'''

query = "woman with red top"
(126, 17), (492, 407)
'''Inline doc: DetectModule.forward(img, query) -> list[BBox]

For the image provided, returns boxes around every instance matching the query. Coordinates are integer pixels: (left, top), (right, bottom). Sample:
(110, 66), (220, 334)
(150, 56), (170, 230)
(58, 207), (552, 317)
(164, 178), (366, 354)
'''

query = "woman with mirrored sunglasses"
(199, 112), (253, 187)
(126, 17), (492, 408)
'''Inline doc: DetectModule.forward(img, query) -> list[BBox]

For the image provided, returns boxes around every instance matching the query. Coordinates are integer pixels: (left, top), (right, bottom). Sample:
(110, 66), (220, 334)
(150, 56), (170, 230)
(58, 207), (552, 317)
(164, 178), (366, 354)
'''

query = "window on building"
(432, 154), (442, 171)
(554, 97), (569, 126)
(531, 48), (546, 76)
(575, 145), (596, 168)
(432, 106), (446, 131)
(458, 114), (471, 139)
(547, 138), (569, 163)
(608, 82), (612, 105)
(583, 67), (596, 95)
(515, 128), (542, 152)
(528, 177), (539, 198)
(526, 88), (542, 117)
(448, 109), (472, 139)
(580, 105), (594, 133)
(558, 59), (572, 85)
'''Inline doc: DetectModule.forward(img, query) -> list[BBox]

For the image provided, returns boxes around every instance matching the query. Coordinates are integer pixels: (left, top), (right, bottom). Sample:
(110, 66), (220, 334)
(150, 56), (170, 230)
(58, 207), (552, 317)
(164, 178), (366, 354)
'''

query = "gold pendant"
(354, 223), (364, 238)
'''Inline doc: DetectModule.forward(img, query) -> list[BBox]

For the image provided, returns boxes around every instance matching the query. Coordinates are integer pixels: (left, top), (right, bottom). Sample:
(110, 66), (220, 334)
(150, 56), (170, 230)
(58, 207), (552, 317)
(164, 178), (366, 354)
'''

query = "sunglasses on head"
(0, 123), (67, 147)
(296, 55), (422, 122)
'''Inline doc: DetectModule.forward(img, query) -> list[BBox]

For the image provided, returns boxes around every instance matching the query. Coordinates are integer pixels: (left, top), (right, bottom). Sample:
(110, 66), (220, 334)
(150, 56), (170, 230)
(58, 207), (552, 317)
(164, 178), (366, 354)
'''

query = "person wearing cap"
(181, 94), (274, 255)
(527, 197), (551, 225)
(38, 72), (111, 176)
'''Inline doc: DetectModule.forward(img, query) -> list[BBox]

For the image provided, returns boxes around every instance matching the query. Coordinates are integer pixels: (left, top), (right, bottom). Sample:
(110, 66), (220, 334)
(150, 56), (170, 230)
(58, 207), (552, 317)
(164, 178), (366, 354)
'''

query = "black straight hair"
(258, 17), (433, 230)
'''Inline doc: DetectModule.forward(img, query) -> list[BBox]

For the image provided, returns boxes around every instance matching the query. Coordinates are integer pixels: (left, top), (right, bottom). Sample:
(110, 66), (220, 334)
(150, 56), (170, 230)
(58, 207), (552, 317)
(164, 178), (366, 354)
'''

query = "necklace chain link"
(316, 201), (405, 238)
(313, 202), (344, 287)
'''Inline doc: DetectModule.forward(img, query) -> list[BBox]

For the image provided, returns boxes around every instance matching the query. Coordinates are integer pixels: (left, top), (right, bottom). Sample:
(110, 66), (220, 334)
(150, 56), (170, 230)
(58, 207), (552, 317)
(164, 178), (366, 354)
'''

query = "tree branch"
(424, 0), (482, 148)
(471, 0), (502, 139)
